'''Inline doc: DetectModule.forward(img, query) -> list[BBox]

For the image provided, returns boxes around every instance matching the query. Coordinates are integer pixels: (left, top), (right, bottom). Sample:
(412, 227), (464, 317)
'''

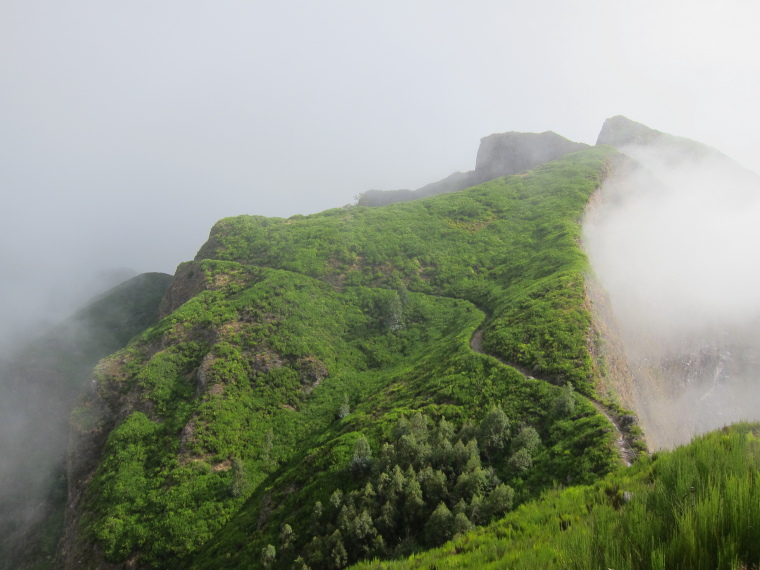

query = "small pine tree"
(434, 416), (455, 445)
(486, 483), (515, 519)
(452, 512), (474, 536)
(327, 530), (348, 569)
(508, 447), (533, 472)
(479, 406), (510, 458)
(337, 394), (350, 419)
(350, 436), (373, 475)
(424, 502), (453, 546)
(403, 476), (425, 523)
(260, 544), (276, 568)
(229, 457), (250, 498)
(310, 501), (324, 535)
(280, 523), (296, 551)
(553, 382), (576, 417)
(329, 489), (344, 512)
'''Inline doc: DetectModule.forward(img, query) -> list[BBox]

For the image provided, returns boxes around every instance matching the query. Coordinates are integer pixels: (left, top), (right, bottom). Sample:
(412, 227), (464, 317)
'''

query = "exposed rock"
(596, 115), (663, 147)
(360, 171), (478, 207)
(157, 261), (208, 319)
(473, 131), (588, 183)
(596, 115), (725, 164)
(359, 131), (588, 207)
(196, 353), (215, 395)
(251, 349), (285, 375)
(298, 356), (328, 390)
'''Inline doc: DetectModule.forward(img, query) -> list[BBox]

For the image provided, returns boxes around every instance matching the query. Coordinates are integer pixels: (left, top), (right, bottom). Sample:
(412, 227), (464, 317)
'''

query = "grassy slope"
(74, 147), (626, 568)
(196, 147), (615, 393)
(353, 422), (760, 570)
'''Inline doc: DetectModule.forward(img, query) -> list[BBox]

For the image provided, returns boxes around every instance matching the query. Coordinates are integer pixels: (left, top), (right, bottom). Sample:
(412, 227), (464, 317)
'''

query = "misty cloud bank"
(584, 142), (760, 449)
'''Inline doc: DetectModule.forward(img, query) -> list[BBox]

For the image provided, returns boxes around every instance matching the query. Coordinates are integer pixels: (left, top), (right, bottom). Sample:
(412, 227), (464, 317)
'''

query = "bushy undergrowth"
(196, 148), (614, 393)
(353, 423), (760, 570)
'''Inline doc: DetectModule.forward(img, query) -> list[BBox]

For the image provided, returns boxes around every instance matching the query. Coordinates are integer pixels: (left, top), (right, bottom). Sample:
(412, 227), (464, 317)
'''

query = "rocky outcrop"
(596, 115), (724, 164)
(473, 131), (588, 183)
(596, 115), (663, 147)
(157, 261), (209, 319)
(359, 131), (588, 207)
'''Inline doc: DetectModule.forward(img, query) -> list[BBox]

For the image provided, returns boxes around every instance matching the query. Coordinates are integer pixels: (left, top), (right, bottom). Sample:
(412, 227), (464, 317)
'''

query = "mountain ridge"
(358, 130), (588, 207)
(5, 116), (759, 569)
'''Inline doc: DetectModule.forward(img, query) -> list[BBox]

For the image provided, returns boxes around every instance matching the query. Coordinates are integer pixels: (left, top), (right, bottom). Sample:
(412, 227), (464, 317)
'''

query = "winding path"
(469, 325), (636, 467)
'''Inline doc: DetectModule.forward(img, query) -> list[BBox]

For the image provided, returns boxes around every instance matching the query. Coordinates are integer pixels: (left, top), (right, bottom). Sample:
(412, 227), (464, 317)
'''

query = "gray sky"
(2, 0), (760, 344)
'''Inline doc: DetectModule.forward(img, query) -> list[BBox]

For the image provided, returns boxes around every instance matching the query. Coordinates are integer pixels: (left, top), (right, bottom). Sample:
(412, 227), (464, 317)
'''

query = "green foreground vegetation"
(67, 146), (658, 568)
(354, 422), (760, 570)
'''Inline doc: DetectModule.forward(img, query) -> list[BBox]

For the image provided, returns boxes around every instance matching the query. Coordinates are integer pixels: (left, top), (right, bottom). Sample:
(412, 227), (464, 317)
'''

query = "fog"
(4, 1), (760, 352)
(585, 142), (760, 448)
(2, 3), (760, 544)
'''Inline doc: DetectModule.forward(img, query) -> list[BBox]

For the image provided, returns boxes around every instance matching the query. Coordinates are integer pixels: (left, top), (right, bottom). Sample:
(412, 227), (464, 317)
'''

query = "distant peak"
(596, 116), (662, 147)
(474, 130), (588, 183)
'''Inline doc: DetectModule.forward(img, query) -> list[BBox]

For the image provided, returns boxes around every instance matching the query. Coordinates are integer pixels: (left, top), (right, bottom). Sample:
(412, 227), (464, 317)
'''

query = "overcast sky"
(2, 0), (760, 345)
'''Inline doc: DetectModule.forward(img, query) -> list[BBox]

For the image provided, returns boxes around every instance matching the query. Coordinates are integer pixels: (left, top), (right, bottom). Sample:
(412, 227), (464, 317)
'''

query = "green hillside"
(61, 146), (643, 569)
(352, 422), (760, 570)
(0, 272), (172, 570)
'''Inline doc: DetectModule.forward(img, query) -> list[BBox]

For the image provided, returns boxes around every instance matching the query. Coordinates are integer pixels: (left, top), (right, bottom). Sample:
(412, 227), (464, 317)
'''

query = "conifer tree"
(553, 382), (576, 417)
(326, 530), (348, 569)
(486, 483), (515, 519)
(350, 436), (373, 476)
(424, 502), (453, 546)
(479, 406), (511, 458)
(229, 457), (250, 498)
(260, 544), (276, 569)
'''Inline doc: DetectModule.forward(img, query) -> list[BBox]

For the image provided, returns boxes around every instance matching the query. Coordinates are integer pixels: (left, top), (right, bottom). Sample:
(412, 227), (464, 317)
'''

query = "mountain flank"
(0, 272), (172, 570)
(58, 145), (631, 569)
(5, 116), (759, 570)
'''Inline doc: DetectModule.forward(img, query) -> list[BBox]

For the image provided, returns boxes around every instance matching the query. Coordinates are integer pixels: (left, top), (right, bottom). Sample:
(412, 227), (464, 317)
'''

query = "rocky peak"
(359, 130), (588, 207)
(474, 131), (588, 183)
(596, 115), (663, 147)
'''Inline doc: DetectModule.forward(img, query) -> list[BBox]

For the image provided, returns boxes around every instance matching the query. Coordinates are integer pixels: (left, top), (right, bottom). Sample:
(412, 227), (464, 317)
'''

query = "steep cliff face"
(359, 131), (588, 206)
(0, 272), (172, 570)
(473, 131), (588, 184)
(585, 116), (760, 449)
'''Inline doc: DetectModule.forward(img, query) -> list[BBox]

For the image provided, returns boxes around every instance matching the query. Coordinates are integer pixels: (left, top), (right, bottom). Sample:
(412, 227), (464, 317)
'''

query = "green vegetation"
(67, 147), (646, 568)
(352, 422), (760, 570)
(0, 272), (172, 570)
(197, 148), (615, 393)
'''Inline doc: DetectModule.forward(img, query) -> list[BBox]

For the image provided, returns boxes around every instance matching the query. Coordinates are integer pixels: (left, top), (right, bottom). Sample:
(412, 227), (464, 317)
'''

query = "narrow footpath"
(469, 325), (636, 466)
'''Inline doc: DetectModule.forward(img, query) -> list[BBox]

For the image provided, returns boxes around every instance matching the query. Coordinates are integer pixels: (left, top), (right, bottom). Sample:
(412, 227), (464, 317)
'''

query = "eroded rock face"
(157, 261), (208, 319)
(596, 115), (663, 147)
(474, 131), (588, 183)
(585, 117), (760, 449)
